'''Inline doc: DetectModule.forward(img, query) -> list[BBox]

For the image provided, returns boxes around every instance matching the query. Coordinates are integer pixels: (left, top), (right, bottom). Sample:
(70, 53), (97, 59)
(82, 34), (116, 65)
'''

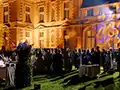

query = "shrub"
(15, 45), (33, 88)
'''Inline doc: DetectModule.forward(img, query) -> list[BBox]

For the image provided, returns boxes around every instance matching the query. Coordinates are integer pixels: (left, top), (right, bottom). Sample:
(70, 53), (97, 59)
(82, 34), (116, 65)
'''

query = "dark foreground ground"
(1, 68), (120, 90)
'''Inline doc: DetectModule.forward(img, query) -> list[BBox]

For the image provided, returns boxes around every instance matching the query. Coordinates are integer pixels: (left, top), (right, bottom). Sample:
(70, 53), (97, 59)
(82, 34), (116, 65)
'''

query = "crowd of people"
(33, 46), (118, 75)
(1, 45), (120, 88)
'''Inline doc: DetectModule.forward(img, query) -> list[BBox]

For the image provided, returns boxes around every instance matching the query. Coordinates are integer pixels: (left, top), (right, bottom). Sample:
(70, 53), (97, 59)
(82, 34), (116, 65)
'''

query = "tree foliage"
(15, 45), (33, 89)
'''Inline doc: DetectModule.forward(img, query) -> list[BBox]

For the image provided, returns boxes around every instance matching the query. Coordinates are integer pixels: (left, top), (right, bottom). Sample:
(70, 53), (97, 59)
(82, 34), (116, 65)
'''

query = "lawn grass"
(1, 67), (120, 90)
(22, 70), (120, 90)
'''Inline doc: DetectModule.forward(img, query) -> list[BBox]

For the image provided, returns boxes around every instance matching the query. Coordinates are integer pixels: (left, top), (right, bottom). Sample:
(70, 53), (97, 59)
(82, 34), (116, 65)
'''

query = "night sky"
(81, 0), (120, 8)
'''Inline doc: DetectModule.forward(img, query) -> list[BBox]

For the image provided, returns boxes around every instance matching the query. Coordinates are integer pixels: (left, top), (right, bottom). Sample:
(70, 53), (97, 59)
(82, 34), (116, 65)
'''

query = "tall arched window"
(64, 2), (69, 19)
(39, 7), (44, 23)
(51, 8), (55, 21)
(86, 30), (95, 48)
(39, 32), (44, 48)
(25, 6), (31, 23)
(3, 6), (9, 23)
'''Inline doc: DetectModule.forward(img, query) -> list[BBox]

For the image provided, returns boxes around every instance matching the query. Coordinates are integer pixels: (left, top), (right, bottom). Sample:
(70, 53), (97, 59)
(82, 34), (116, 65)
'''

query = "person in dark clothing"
(53, 49), (63, 73)
(101, 49), (107, 73)
(116, 48), (120, 77)
(82, 50), (86, 65)
(73, 50), (78, 69)
(75, 49), (81, 69)
(91, 48), (95, 64)
(67, 50), (73, 70)
(94, 46), (101, 73)
(43, 49), (52, 73)
(63, 48), (72, 72)
(109, 49), (114, 70)
(86, 49), (92, 65)
(1, 46), (5, 54)
(94, 46), (101, 65)
(34, 50), (45, 74)
(105, 51), (112, 72)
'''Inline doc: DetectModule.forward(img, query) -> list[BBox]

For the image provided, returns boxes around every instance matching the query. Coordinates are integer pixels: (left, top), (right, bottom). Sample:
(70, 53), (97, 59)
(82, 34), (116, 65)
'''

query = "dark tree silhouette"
(15, 45), (33, 89)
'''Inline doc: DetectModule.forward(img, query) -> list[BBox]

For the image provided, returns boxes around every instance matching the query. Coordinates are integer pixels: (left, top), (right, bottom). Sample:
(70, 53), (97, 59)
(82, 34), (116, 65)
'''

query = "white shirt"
(0, 59), (5, 67)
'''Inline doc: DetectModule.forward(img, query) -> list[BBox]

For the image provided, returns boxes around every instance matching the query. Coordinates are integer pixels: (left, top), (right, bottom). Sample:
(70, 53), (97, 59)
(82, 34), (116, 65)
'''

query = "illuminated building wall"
(0, 0), (120, 49)
(80, 2), (120, 49)
(0, 0), (34, 50)
(33, 0), (82, 49)
(0, 0), (83, 49)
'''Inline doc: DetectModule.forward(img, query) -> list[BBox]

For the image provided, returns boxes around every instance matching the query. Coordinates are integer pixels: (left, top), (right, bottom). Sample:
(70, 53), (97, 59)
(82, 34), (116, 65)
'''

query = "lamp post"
(95, 24), (98, 48)
(62, 19), (71, 72)
(63, 19), (70, 49)
(64, 30), (67, 49)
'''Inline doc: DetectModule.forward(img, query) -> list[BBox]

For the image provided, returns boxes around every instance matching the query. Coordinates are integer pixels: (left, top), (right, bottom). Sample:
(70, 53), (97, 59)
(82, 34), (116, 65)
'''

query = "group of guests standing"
(1, 45), (120, 88)
(0, 48), (18, 87)
(34, 49), (63, 74)
(33, 46), (101, 74)
(33, 46), (120, 77)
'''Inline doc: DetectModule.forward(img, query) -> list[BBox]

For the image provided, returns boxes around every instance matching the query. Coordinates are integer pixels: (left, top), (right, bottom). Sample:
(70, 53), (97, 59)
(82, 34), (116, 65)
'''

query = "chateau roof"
(81, 0), (120, 8)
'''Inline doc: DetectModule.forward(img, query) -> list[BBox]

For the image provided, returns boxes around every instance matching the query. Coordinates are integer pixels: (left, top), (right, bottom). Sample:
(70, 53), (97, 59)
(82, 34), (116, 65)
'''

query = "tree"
(15, 45), (33, 89)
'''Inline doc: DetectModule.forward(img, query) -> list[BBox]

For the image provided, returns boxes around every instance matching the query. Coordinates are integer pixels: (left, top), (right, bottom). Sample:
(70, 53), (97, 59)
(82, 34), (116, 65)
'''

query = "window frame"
(87, 8), (94, 16)
(51, 7), (55, 22)
(25, 6), (31, 23)
(3, 6), (9, 23)
(25, 31), (30, 37)
(64, 2), (69, 20)
(39, 7), (44, 23)
(39, 32), (44, 37)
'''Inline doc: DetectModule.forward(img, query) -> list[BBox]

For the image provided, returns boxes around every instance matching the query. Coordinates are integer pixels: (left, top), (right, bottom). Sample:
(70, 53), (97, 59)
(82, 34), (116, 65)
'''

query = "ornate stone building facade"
(0, 0), (34, 50)
(33, 0), (82, 49)
(0, 0), (120, 49)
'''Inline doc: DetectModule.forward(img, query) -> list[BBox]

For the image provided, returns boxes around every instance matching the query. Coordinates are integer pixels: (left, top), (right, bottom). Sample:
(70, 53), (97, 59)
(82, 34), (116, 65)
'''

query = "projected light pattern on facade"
(84, 18), (120, 49)
(82, 1), (120, 49)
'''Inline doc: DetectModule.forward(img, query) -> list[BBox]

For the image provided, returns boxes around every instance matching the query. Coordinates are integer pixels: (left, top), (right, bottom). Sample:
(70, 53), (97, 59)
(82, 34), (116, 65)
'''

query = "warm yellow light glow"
(113, 3), (117, 6)
(68, 31), (76, 38)
(101, 14), (105, 20)
(65, 36), (69, 40)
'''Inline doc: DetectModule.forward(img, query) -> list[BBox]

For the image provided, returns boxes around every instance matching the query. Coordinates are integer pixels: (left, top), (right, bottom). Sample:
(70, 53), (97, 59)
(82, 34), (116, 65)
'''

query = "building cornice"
(9, 22), (34, 28)
(35, 19), (73, 29)
(81, 2), (120, 10)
